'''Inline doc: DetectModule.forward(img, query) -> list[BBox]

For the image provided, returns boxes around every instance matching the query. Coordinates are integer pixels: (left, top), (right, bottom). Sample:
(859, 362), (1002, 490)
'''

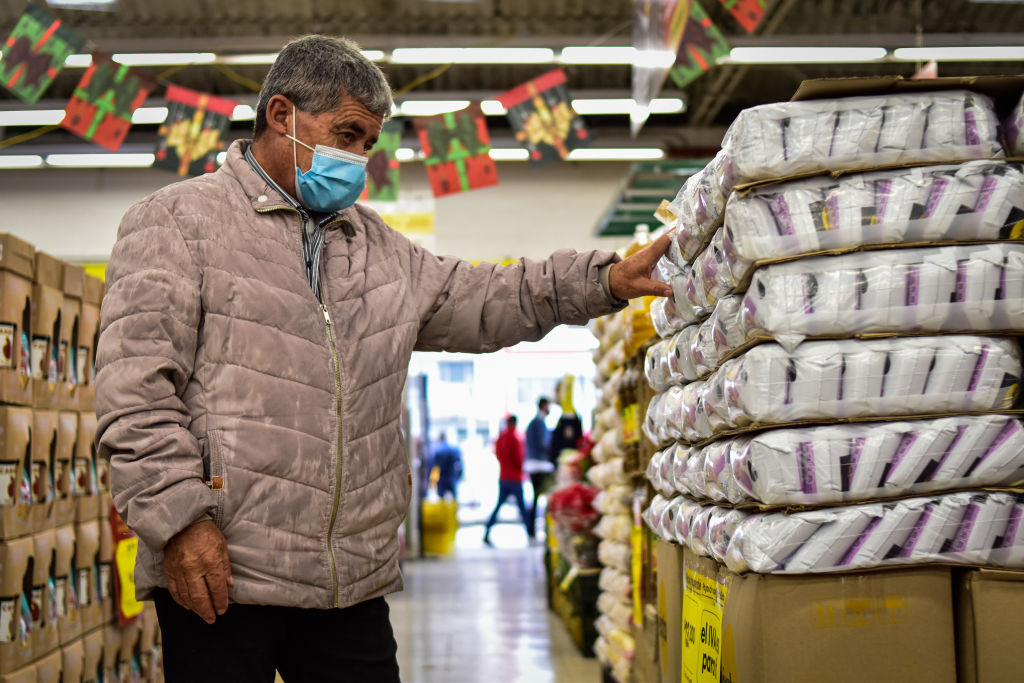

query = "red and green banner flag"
(154, 85), (237, 177)
(719, 0), (769, 33)
(360, 119), (403, 202)
(668, 1), (730, 89)
(0, 4), (85, 104)
(61, 53), (154, 151)
(413, 105), (498, 198)
(496, 69), (587, 167)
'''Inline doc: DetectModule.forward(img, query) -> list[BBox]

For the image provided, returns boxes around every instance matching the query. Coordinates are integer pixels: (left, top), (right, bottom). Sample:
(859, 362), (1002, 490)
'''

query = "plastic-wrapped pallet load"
(640, 79), (1024, 683)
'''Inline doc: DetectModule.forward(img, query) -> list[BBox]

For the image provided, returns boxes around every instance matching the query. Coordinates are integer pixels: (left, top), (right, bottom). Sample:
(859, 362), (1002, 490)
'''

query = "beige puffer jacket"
(96, 140), (624, 609)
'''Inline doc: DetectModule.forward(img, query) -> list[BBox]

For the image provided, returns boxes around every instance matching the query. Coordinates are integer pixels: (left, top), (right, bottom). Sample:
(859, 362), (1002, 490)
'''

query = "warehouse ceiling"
(2, 0), (1024, 151)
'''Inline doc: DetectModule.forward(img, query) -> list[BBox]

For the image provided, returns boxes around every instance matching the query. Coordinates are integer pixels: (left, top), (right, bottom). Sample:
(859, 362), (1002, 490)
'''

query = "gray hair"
(254, 35), (392, 137)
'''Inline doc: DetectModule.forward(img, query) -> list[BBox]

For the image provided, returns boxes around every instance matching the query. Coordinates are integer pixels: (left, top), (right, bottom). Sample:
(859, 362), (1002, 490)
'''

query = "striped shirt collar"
(243, 144), (338, 226)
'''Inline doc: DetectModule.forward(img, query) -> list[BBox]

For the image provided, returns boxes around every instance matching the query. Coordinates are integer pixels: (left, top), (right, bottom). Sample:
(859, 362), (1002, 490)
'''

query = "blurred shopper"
(549, 377), (584, 464)
(524, 397), (554, 536)
(483, 415), (532, 545)
(430, 433), (463, 500)
(96, 33), (671, 683)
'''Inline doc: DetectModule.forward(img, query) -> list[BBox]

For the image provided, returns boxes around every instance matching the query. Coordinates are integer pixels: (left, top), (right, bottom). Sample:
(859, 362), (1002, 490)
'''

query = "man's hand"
(163, 520), (233, 624)
(608, 232), (674, 301)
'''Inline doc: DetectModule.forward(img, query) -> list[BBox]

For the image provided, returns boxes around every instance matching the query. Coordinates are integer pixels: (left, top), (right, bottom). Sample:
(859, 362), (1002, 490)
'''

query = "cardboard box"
(77, 276), (103, 415)
(956, 569), (1024, 683)
(29, 411), (58, 535)
(60, 638), (83, 683)
(31, 253), (63, 411)
(81, 628), (103, 682)
(57, 265), (83, 412)
(0, 537), (35, 673)
(0, 407), (34, 540)
(33, 649), (61, 683)
(52, 525), (80, 646)
(0, 666), (34, 683)
(72, 414), (98, 524)
(101, 626), (120, 682)
(29, 530), (59, 663)
(717, 561), (956, 683)
(97, 517), (113, 627)
(0, 235), (35, 407)
(72, 521), (101, 633)
(657, 538), (684, 683)
(51, 413), (77, 529)
(118, 621), (140, 682)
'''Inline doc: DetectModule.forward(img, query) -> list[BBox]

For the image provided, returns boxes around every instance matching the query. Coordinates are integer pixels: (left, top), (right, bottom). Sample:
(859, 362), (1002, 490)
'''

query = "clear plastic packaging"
(726, 490), (1024, 573)
(671, 149), (736, 264)
(650, 335), (1022, 443)
(723, 414), (1024, 506)
(1005, 91), (1024, 157)
(598, 567), (633, 602)
(740, 243), (1024, 351)
(598, 539), (632, 573)
(724, 90), (1003, 188)
(595, 513), (632, 544)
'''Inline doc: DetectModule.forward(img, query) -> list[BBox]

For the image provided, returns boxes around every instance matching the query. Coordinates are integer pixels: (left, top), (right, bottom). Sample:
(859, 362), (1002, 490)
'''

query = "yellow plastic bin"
(421, 498), (458, 555)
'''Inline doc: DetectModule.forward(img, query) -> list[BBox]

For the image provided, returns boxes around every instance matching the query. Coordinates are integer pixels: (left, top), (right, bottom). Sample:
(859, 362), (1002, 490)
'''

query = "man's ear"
(264, 94), (292, 137)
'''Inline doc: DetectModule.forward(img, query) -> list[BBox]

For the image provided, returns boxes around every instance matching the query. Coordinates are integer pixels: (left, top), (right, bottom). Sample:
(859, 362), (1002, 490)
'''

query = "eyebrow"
(337, 120), (377, 146)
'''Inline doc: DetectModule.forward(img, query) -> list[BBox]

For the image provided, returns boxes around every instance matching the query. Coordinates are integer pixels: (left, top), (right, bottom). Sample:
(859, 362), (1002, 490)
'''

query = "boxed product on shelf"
(117, 619), (141, 681)
(0, 235), (35, 407)
(57, 264), (84, 413)
(0, 406), (34, 540)
(97, 518), (113, 627)
(73, 520), (102, 633)
(81, 628), (103, 681)
(662, 335), (1022, 443)
(73, 412), (101, 524)
(726, 490), (1023, 574)
(30, 410), (58, 534)
(1005, 90), (1024, 157)
(101, 624), (120, 681)
(35, 648), (62, 682)
(656, 537), (684, 683)
(61, 637), (84, 683)
(740, 243), (1024, 351)
(53, 524), (80, 646)
(955, 568), (1024, 683)
(78, 275), (103, 414)
(29, 529), (59, 664)
(51, 413), (77, 530)
(0, 537), (34, 673)
(31, 253), (64, 412)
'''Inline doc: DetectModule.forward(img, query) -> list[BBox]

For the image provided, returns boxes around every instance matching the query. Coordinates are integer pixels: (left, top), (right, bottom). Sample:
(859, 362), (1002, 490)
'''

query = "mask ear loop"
(291, 104), (298, 173)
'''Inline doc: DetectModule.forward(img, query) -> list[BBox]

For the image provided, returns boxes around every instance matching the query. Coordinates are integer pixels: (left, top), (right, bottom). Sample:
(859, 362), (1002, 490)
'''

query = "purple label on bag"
(968, 345), (991, 392)
(1001, 506), (1022, 548)
(932, 424), (970, 475)
(924, 177), (950, 219)
(770, 195), (796, 236)
(955, 260), (968, 302)
(797, 442), (816, 494)
(824, 193), (840, 232)
(847, 437), (866, 482)
(839, 515), (883, 566)
(899, 503), (936, 558)
(965, 108), (980, 146)
(975, 420), (1021, 468)
(803, 274), (817, 315)
(905, 265), (920, 306)
(975, 175), (998, 214)
(888, 431), (921, 481)
(950, 502), (980, 553)
(875, 179), (893, 222)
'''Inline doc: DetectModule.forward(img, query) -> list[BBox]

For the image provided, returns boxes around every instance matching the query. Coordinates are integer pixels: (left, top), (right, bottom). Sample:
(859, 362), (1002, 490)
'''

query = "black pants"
(154, 588), (401, 683)
(528, 472), (549, 537)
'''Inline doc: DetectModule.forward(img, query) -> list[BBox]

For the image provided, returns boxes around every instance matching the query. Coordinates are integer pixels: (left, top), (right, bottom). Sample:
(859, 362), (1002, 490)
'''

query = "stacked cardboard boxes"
(641, 77), (1024, 683)
(0, 234), (163, 682)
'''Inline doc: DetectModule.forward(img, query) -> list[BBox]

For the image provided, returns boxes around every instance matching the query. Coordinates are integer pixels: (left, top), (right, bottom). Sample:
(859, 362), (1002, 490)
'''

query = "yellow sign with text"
(682, 566), (726, 683)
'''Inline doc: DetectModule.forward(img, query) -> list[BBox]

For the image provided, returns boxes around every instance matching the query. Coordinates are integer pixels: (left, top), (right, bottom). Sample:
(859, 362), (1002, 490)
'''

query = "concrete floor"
(387, 524), (600, 683)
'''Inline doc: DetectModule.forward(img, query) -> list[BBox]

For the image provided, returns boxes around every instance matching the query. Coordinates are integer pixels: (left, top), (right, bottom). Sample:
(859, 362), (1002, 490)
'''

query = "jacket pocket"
(206, 429), (227, 528)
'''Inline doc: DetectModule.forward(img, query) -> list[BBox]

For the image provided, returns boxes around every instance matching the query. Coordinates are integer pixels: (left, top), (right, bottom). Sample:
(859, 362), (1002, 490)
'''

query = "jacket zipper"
(256, 203), (348, 607)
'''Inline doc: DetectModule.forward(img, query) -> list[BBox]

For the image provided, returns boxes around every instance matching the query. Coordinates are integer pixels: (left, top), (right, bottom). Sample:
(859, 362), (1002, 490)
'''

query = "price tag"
(622, 403), (640, 444)
(111, 507), (143, 624)
(631, 524), (643, 626)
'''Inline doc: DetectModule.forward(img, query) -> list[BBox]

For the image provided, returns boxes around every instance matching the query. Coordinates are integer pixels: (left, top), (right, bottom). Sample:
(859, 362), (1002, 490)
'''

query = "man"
(429, 433), (462, 500)
(483, 415), (530, 546)
(95, 35), (671, 682)
(523, 397), (553, 537)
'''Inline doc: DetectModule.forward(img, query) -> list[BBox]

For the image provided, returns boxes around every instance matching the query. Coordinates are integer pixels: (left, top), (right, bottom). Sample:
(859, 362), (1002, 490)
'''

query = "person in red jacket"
(483, 415), (533, 546)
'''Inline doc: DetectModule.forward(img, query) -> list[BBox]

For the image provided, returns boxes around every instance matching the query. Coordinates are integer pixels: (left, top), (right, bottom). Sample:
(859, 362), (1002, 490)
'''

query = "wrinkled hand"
(164, 520), (233, 624)
(609, 232), (674, 301)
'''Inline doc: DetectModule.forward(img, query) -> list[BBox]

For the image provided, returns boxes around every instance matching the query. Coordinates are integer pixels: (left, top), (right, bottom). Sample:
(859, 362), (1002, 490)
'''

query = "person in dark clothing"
(430, 434), (463, 500)
(549, 378), (584, 464)
(483, 415), (532, 545)
(524, 398), (553, 537)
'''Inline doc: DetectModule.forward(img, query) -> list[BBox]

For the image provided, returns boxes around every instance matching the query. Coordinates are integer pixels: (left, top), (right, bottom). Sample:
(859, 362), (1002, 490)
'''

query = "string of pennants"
(0, 1), (752, 198)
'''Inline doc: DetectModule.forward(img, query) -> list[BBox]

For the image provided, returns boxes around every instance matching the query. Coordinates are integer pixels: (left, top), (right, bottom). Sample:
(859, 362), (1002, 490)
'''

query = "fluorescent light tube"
(390, 48), (554, 64)
(488, 148), (530, 161)
(64, 54), (92, 68)
(45, 153), (156, 168)
(893, 46), (1024, 61)
(480, 100), (507, 116)
(113, 53), (217, 66)
(559, 46), (637, 64)
(216, 152), (227, 165)
(0, 155), (44, 169)
(396, 100), (471, 116)
(569, 98), (685, 115)
(0, 110), (64, 126)
(231, 105), (256, 121)
(131, 107), (169, 124)
(723, 47), (888, 64)
(567, 148), (665, 161)
(395, 148), (418, 162)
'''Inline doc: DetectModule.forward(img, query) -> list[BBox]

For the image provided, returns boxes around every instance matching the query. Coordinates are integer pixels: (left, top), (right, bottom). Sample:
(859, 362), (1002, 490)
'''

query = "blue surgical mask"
(287, 106), (367, 213)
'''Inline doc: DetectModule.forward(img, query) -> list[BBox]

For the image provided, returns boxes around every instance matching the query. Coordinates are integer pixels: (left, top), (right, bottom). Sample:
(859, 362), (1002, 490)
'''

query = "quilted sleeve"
(408, 236), (626, 353)
(95, 197), (216, 551)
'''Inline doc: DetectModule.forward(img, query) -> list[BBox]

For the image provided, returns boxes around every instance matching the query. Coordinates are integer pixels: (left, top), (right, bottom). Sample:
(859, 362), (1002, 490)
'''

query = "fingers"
(186, 574), (217, 625)
(166, 573), (191, 613)
(638, 233), (673, 271)
(205, 561), (231, 616)
(640, 278), (673, 299)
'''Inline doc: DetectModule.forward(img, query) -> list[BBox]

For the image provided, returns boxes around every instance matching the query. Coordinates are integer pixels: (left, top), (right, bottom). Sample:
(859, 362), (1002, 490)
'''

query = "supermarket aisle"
(388, 525), (599, 683)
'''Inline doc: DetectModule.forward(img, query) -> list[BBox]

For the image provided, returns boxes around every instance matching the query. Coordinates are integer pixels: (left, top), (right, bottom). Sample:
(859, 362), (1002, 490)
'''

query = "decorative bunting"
(496, 69), (587, 167)
(61, 53), (154, 152)
(0, 4), (85, 104)
(154, 85), (237, 177)
(668, 1), (730, 90)
(360, 119), (403, 202)
(719, 0), (769, 33)
(413, 105), (498, 198)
